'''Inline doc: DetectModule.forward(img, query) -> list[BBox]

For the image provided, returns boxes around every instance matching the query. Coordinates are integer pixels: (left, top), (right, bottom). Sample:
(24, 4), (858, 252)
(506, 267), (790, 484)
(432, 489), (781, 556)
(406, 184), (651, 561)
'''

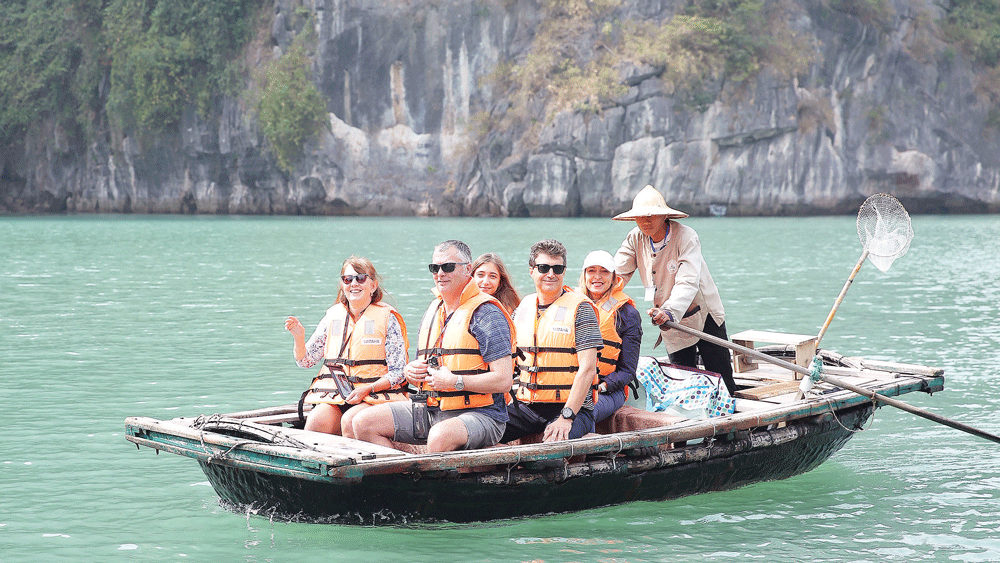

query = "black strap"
(416, 347), (482, 357)
(518, 365), (578, 373)
(601, 339), (623, 350)
(519, 382), (573, 391)
(297, 389), (310, 424)
(519, 346), (578, 354)
(682, 305), (701, 319)
(325, 358), (386, 368)
(450, 368), (490, 376)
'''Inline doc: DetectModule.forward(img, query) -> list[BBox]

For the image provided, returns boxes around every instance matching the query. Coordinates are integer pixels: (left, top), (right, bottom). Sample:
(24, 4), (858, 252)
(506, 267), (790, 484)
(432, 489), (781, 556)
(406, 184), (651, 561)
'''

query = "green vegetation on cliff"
(945, 0), (1000, 68)
(492, 0), (811, 136)
(0, 1), (102, 143)
(104, 0), (262, 135)
(0, 0), (263, 146)
(256, 28), (328, 172)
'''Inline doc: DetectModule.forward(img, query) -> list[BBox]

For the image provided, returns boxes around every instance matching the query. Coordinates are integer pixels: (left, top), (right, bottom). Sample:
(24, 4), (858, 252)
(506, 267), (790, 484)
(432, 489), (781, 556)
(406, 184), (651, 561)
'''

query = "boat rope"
(798, 355), (824, 397)
(505, 451), (521, 485)
(825, 396), (877, 434)
(608, 436), (625, 471)
(191, 414), (315, 462)
(809, 355), (824, 383)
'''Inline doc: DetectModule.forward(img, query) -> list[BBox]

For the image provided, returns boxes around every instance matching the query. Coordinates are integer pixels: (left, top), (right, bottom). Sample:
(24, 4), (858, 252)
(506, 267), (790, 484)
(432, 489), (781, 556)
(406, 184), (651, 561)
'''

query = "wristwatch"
(560, 406), (576, 421)
(454, 372), (465, 391)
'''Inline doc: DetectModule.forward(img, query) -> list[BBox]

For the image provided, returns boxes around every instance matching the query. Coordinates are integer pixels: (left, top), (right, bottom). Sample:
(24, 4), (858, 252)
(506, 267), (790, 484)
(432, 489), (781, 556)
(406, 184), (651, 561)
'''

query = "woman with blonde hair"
(577, 250), (642, 425)
(285, 256), (408, 436)
(470, 253), (521, 314)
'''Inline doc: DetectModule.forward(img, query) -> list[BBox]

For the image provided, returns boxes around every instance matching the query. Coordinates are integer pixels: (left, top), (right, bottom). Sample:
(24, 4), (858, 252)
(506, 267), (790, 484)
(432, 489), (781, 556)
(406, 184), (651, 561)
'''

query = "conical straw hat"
(613, 185), (689, 221)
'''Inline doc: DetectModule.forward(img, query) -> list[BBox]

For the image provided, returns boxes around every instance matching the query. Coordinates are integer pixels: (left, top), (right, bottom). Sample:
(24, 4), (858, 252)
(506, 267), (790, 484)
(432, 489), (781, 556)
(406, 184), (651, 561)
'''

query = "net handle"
(815, 249), (868, 348)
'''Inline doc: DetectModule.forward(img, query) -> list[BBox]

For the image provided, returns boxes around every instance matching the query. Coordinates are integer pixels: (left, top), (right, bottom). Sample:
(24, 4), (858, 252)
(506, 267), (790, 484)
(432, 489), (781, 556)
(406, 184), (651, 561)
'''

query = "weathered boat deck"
(123, 344), (944, 523)
(126, 352), (942, 473)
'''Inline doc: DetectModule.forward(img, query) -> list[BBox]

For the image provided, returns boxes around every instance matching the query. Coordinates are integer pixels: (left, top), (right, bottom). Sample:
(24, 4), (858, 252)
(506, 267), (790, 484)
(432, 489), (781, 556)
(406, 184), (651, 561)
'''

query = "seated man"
(502, 239), (603, 443)
(352, 240), (514, 452)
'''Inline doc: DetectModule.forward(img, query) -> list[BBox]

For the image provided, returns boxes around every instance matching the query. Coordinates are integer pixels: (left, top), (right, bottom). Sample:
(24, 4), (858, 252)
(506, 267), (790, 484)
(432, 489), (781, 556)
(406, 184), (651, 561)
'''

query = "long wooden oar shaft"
(815, 249), (868, 348)
(663, 320), (1000, 445)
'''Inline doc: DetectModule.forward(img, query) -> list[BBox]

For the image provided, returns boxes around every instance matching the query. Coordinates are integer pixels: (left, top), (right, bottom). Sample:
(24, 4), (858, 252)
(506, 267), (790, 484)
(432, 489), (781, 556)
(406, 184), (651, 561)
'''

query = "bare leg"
(351, 403), (398, 448)
(340, 403), (371, 439)
(426, 417), (468, 452)
(304, 403), (343, 435)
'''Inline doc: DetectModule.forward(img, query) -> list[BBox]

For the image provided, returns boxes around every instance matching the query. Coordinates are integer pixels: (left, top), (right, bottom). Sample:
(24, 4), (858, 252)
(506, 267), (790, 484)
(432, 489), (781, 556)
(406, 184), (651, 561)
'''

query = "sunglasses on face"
(428, 262), (468, 274)
(533, 263), (566, 275)
(341, 274), (369, 284)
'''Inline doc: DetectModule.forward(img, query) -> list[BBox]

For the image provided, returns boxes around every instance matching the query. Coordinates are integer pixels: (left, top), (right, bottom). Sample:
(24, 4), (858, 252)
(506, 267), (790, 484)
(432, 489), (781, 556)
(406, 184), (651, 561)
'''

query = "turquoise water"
(2, 214), (999, 562)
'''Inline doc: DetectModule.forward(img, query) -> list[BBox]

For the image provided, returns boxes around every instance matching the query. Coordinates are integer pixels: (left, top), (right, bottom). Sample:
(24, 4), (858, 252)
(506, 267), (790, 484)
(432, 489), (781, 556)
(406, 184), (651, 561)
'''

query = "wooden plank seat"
(734, 380), (802, 400)
(730, 330), (818, 375)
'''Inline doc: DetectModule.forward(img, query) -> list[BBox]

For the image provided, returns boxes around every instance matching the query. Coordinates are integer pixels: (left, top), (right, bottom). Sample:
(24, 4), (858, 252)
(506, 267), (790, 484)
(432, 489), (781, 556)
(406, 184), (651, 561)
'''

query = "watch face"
(455, 375), (464, 391)
(561, 407), (575, 420)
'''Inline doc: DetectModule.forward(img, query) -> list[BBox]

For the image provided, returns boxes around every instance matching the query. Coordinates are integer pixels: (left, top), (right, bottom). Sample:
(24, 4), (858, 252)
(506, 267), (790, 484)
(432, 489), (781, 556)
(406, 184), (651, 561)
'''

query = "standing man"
(503, 239), (603, 443)
(613, 185), (736, 394)
(352, 240), (515, 452)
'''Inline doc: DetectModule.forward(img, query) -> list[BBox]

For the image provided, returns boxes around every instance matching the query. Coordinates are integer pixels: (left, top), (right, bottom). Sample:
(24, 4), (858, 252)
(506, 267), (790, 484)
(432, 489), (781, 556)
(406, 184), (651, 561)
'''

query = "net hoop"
(856, 193), (913, 273)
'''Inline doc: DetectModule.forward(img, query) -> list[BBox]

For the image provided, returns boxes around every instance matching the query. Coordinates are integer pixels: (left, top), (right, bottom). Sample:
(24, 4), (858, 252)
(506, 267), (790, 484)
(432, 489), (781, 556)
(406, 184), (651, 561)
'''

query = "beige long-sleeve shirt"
(614, 221), (725, 353)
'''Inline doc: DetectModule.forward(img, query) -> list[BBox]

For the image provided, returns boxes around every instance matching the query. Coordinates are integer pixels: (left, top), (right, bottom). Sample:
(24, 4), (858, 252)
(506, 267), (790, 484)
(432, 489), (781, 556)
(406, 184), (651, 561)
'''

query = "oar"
(662, 319), (1000, 445)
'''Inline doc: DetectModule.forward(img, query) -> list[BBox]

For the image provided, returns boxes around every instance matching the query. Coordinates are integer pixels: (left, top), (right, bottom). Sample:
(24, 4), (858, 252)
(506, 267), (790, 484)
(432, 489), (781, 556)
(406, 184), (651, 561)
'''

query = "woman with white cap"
(577, 250), (642, 425)
(612, 185), (736, 394)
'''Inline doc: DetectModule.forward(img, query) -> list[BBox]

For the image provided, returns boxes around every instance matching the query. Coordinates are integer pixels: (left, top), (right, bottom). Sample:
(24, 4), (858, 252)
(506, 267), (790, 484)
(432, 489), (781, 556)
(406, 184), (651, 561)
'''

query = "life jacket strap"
(519, 382), (574, 391)
(325, 358), (386, 368)
(416, 347), (482, 357)
(519, 345), (578, 354)
(518, 365), (578, 373)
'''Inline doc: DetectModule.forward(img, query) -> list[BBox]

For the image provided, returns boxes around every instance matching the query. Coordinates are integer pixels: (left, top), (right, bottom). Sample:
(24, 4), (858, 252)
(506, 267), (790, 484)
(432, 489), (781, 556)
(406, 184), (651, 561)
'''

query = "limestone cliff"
(1, 0), (998, 215)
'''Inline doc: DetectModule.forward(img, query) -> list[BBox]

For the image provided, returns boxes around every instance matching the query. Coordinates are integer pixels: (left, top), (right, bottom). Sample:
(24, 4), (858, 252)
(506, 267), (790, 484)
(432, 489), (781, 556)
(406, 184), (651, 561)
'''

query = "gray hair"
(529, 239), (567, 266)
(434, 239), (472, 263)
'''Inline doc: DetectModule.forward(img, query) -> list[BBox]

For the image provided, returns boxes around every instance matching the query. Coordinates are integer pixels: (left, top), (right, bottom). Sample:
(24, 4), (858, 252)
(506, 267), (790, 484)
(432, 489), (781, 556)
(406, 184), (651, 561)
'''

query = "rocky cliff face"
(2, 0), (998, 216)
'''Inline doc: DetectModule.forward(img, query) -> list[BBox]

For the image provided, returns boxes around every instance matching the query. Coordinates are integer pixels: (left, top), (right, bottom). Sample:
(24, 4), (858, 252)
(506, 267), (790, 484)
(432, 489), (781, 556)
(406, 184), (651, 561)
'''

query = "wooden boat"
(124, 334), (944, 525)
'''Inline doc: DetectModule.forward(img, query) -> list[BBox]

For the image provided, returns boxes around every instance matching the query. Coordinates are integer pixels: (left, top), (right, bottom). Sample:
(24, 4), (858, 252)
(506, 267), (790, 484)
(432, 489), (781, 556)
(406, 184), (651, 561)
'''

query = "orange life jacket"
(592, 283), (634, 399)
(415, 280), (515, 411)
(513, 287), (599, 404)
(304, 302), (409, 406)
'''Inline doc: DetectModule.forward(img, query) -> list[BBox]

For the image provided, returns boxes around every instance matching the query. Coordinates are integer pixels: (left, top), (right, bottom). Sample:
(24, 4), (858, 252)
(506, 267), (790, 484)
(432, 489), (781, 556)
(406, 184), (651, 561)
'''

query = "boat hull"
(198, 405), (872, 524)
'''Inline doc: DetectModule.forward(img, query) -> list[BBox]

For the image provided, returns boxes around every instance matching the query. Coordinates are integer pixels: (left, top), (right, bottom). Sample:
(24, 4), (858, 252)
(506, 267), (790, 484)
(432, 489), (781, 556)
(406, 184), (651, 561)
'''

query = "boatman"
(502, 239), (603, 443)
(352, 240), (515, 452)
(613, 185), (737, 394)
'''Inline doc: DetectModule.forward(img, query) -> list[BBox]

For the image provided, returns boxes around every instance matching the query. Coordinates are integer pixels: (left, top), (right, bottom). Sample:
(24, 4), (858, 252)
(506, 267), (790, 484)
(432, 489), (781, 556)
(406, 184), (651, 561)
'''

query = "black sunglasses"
(428, 262), (468, 274)
(533, 263), (566, 275)
(341, 274), (369, 284)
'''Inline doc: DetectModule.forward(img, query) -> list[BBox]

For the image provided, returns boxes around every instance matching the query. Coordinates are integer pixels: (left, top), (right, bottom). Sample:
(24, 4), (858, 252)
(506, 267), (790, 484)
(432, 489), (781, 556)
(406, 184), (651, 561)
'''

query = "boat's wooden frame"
(125, 347), (944, 524)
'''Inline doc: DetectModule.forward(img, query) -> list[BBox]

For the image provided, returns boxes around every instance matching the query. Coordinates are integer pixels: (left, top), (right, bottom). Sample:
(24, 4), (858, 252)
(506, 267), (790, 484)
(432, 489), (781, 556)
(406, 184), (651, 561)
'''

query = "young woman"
(285, 256), (408, 437)
(470, 253), (521, 314)
(577, 250), (642, 425)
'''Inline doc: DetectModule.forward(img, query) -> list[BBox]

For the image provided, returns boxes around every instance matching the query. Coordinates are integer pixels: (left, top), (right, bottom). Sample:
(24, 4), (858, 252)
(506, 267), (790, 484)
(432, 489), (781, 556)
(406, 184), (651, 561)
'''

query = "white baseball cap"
(582, 250), (615, 273)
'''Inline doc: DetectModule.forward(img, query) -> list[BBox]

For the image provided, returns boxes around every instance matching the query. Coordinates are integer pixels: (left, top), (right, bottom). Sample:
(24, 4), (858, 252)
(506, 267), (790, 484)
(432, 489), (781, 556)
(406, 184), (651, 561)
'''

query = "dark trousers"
(501, 400), (595, 443)
(668, 315), (737, 394)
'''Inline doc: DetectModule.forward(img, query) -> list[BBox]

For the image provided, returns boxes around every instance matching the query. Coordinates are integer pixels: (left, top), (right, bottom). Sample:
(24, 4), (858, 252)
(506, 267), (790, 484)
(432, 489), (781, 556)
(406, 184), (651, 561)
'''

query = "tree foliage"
(104, 0), (260, 134)
(0, 0), (103, 143)
(945, 0), (1000, 68)
(256, 30), (328, 173)
(492, 0), (812, 138)
(0, 0), (262, 146)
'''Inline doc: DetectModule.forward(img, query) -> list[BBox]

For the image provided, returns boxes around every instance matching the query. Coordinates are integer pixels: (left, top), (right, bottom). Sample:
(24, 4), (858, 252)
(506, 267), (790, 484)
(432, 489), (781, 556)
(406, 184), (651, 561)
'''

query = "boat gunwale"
(124, 370), (943, 481)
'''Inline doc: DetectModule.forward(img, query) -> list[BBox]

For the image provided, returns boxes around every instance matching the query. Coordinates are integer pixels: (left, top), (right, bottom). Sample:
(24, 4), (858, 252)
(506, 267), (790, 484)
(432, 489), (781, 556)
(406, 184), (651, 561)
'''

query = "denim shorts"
(387, 400), (505, 450)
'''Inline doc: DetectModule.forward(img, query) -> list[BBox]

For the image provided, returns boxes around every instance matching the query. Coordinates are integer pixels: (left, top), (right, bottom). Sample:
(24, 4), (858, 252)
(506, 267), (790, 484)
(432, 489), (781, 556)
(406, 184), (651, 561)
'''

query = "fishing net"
(856, 193), (913, 273)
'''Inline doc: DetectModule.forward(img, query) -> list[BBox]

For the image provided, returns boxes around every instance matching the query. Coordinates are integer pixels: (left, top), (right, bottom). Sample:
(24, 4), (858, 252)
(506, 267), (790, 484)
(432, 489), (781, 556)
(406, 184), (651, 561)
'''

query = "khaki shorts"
(387, 401), (505, 450)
